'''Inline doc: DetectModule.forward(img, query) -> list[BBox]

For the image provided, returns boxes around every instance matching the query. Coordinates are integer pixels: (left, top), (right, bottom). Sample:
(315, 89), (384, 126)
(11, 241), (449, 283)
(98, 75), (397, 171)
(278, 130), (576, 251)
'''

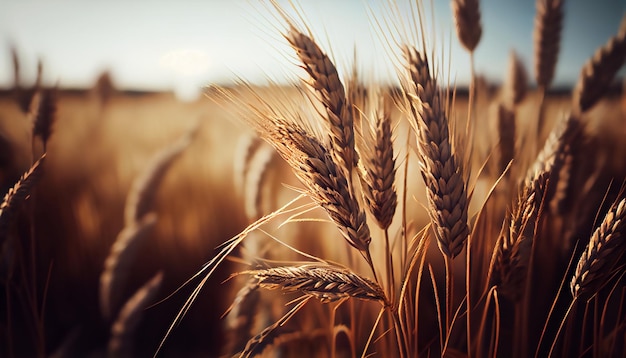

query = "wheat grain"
(533, 0), (563, 88)
(403, 46), (469, 258)
(451, 0), (482, 52)
(571, 198), (626, 299)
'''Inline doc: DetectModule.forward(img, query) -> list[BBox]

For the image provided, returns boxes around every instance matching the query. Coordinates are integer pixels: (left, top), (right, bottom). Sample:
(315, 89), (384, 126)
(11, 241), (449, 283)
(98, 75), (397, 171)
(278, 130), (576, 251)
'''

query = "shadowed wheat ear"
(496, 104), (516, 176)
(533, 0), (563, 88)
(108, 272), (163, 357)
(451, 0), (482, 52)
(572, 15), (626, 114)
(100, 213), (157, 320)
(224, 279), (261, 356)
(29, 88), (57, 150)
(245, 264), (386, 304)
(403, 46), (469, 258)
(0, 153), (46, 240)
(571, 198), (626, 300)
(490, 168), (549, 301)
(359, 94), (397, 230)
(102, 127), (194, 319)
(503, 50), (528, 108)
(124, 125), (197, 226)
(285, 27), (357, 173)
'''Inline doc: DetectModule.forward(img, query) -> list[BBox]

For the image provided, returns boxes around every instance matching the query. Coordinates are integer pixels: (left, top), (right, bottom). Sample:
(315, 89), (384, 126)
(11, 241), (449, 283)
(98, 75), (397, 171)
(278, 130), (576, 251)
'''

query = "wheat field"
(1, 1), (626, 357)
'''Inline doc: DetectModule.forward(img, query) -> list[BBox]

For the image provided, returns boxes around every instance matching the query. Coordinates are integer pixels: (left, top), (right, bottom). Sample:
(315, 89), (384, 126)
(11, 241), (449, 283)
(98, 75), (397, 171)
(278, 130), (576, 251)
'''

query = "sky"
(0, 0), (624, 100)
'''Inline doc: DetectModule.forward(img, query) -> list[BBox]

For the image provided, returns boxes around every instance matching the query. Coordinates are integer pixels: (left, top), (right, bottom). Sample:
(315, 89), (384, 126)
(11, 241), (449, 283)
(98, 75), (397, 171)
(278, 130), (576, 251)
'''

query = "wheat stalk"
(572, 15), (626, 114)
(246, 264), (386, 304)
(571, 198), (626, 299)
(286, 27), (357, 173)
(403, 46), (469, 259)
(451, 0), (482, 52)
(533, 0), (563, 88)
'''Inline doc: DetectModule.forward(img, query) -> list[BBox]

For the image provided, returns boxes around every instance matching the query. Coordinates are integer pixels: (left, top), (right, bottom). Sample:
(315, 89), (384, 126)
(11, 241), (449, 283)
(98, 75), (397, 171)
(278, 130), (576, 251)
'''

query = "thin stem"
(445, 255), (454, 338)
(384, 229), (396, 304)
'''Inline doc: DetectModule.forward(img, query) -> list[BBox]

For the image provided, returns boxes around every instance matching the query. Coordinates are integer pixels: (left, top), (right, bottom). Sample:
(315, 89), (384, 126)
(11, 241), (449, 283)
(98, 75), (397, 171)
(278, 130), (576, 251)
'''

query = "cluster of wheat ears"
(188, 0), (624, 357)
(1, 0), (625, 357)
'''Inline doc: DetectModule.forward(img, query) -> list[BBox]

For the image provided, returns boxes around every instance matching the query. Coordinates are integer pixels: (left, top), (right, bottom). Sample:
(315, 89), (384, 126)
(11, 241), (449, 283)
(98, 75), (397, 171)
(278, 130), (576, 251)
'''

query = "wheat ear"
(403, 46), (469, 258)
(99, 213), (157, 320)
(108, 272), (163, 356)
(572, 15), (626, 113)
(124, 125), (196, 226)
(0, 154), (46, 240)
(359, 95), (397, 230)
(29, 88), (57, 149)
(451, 0), (482, 52)
(246, 264), (386, 304)
(491, 169), (549, 301)
(255, 118), (371, 254)
(286, 27), (357, 173)
(533, 0), (563, 88)
(571, 198), (626, 299)
(503, 50), (528, 108)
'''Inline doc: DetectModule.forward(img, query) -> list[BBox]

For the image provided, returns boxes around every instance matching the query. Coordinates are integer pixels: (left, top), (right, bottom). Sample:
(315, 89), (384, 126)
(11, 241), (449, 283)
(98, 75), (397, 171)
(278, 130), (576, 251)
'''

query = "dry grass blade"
(246, 264), (386, 303)
(451, 0), (483, 52)
(259, 119), (371, 253)
(0, 153), (46, 240)
(286, 27), (357, 173)
(403, 46), (469, 258)
(571, 198), (626, 299)
(533, 0), (563, 88)
(108, 272), (163, 357)
(124, 126), (196, 226)
(99, 213), (157, 320)
(359, 95), (397, 230)
(572, 16), (626, 113)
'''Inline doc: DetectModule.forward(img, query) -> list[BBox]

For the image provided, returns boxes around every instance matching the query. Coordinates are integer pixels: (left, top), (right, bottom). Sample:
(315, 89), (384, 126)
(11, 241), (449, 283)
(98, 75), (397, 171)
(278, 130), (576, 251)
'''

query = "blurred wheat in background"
(0, 0), (625, 357)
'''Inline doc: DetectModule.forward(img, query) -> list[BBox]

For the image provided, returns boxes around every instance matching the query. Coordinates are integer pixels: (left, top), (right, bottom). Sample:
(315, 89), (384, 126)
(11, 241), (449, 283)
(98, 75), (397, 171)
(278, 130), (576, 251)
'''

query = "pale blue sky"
(0, 0), (624, 99)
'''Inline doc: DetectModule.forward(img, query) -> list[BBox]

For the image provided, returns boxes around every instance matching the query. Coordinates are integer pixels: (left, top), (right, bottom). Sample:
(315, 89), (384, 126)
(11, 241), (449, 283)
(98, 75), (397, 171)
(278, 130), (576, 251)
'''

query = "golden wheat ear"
(0, 153), (46, 241)
(452, 0), (482, 52)
(571, 198), (626, 300)
(285, 27), (357, 174)
(533, 0), (563, 89)
(402, 46), (469, 259)
(572, 15), (626, 114)
(108, 272), (163, 357)
(245, 264), (386, 304)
